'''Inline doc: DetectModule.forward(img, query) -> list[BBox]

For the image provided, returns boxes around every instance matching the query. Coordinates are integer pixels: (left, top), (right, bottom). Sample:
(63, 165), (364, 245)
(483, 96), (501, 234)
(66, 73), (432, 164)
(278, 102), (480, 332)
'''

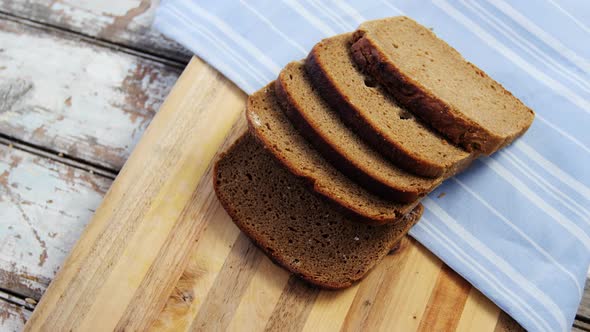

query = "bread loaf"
(276, 61), (441, 202)
(351, 16), (534, 154)
(307, 33), (473, 177)
(214, 134), (423, 289)
(246, 84), (420, 224)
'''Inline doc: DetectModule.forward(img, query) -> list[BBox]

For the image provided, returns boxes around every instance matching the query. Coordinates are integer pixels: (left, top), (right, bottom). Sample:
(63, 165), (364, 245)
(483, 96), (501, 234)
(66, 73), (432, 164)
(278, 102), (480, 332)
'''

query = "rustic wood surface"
(0, 1), (587, 330)
(0, 0), (192, 63)
(0, 143), (112, 301)
(0, 292), (32, 332)
(575, 320), (590, 332)
(23, 56), (246, 331)
(0, 15), (180, 171)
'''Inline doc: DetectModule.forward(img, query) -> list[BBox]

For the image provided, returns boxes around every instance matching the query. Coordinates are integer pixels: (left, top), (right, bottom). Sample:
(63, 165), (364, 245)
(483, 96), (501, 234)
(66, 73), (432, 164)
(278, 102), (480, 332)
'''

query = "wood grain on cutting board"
(24, 57), (522, 331)
(23, 57), (245, 331)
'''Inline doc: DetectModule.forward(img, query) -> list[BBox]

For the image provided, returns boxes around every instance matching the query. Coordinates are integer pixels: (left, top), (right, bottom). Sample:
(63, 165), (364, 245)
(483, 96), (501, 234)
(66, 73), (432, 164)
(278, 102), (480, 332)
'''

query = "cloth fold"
(155, 1), (590, 331)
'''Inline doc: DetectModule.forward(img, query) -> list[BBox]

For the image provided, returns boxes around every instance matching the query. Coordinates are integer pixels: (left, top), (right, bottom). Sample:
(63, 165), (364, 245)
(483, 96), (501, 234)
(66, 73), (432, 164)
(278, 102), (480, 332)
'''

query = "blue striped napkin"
(154, 1), (590, 331)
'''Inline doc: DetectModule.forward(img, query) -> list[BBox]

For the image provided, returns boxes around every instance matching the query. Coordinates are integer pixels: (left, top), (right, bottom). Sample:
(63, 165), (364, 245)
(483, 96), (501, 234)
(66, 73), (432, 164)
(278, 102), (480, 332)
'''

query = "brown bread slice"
(247, 84), (418, 225)
(306, 33), (473, 178)
(275, 61), (441, 202)
(214, 134), (423, 289)
(351, 16), (535, 154)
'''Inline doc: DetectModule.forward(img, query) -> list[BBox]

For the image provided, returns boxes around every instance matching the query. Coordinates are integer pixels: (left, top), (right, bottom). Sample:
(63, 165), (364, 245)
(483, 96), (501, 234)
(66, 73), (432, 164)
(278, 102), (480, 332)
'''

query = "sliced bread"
(351, 16), (535, 154)
(275, 61), (441, 202)
(214, 134), (423, 289)
(246, 84), (418, 225)
(306, 33), (473, 178)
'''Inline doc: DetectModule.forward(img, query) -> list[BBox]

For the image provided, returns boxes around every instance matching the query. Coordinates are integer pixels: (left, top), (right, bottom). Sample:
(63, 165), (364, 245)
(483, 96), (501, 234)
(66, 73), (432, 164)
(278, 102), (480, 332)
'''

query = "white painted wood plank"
(0, 143), (112, 300)
(0, 18), (180, 170)
(0, 298), (32, 332)
(0, 0), (191, 62)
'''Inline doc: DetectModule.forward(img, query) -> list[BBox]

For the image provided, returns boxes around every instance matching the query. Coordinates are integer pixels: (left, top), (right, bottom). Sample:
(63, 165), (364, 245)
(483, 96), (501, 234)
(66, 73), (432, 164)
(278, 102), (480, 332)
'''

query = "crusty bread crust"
(351, 34), (498, 152)
(246, 84), (420, 225)
(275, 62), (440, 203)
(306, 45), (444, 177)
(306, 34), (474, 178)
(351, 17), (534, 154)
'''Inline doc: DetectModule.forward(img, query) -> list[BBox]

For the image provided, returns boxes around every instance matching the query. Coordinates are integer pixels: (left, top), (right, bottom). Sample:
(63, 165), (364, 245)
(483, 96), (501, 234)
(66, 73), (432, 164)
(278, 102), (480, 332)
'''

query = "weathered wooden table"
(0, 1), (588, 331)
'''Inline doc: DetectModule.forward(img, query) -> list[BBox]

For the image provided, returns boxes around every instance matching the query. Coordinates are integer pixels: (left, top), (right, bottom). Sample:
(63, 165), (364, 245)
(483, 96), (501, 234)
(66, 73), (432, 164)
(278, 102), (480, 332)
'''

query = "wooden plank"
(150, 186), (244, 331)
(262, 277), (319, 332)
(0, 136), (117, 180)
(455, 287), (501, 332)
(0, 17), (180, 171)
(369, 241), (443, 331)
(573, 319), (590, 332)
(417, 264), (472, 331)
(23, 56), (246, 331)
(299, 281), (359, 331)
(494, 312), (525, 332)
(188, 234), (266, 331)
(0, 298), (32, 332)
(149, 147), (249, 330)
(578, 278), (590, 320)
(0, 0), (192, 62)
(226, 257), (291, 332)
(0, 143), (112, 300)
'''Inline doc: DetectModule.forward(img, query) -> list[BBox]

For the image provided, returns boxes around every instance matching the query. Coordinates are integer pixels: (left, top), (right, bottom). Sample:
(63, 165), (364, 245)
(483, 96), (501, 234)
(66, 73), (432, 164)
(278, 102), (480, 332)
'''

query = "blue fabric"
(154, 1), (590, 331)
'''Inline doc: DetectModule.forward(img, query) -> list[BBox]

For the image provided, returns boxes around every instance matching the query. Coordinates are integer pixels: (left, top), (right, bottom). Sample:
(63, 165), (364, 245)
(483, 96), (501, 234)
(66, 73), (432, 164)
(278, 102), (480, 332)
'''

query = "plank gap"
(574, 319), (590, 332)
(0, 10), (189, 70)
(0, 289), (35, 311)
(577, 314), (590, 325)
(0, 135), (117, 180)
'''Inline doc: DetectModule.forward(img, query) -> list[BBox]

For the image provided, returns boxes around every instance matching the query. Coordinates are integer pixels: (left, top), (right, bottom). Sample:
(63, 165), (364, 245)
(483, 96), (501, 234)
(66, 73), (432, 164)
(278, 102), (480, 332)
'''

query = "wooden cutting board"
(23, 57), (522, 332)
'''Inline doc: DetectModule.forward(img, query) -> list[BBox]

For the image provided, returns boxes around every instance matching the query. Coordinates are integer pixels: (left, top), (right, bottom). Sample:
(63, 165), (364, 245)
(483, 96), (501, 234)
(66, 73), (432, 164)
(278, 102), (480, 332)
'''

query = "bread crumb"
(437, 192), (446, 199)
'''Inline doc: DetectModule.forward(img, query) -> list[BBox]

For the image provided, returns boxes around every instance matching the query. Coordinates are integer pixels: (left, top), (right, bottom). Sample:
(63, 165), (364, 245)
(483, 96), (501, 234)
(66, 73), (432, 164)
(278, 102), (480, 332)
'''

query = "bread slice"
(214, 134), (423, 289)
(275, 61), (441, 202)
(351, 16), (535, 154)
(306, 33), (473, 178)
(246, 84), (418, 225)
